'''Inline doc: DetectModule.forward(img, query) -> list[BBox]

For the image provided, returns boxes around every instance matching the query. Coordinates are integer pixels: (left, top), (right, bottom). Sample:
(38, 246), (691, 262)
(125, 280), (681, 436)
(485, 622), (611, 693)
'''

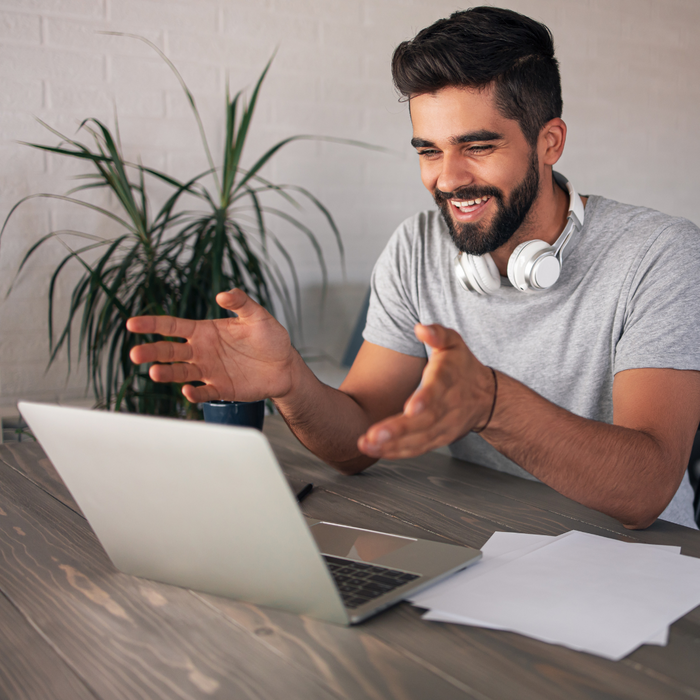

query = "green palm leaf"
(1, 37), (387, 417)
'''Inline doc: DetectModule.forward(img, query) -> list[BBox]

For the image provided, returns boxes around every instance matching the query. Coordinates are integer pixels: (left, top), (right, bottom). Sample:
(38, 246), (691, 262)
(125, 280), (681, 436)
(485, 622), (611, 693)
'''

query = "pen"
(295, 483), (314, 503)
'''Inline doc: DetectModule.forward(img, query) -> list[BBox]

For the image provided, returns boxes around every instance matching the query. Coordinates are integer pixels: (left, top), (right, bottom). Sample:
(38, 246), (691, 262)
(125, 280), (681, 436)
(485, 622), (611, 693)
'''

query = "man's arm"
(127, 289), (425, 473)
(275, 341), (425, 473)
(360, 324), (700, 529)
(484, 367), (700, 528)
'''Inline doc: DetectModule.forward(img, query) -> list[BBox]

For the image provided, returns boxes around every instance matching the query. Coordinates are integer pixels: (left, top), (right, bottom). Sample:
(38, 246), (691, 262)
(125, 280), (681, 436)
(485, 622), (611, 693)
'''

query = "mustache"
(434, 185), (502, 204)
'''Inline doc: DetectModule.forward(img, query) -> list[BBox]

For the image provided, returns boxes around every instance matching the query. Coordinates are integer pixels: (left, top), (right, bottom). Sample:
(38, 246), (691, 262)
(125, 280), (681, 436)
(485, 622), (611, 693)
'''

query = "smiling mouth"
(450, 195), (491, 214)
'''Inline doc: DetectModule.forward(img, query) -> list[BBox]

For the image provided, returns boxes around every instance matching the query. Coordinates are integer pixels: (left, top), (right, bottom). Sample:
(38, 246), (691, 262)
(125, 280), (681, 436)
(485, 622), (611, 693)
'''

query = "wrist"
(272, 348), (312, 405)
(473, 366), (498, 434)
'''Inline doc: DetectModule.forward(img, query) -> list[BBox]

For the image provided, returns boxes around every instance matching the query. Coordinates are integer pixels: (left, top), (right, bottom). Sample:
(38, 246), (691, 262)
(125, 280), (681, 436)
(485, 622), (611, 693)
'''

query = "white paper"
(644, 626), (670, 646)
(422, 611), (670, 646)
(409, 532), (563, 607)
(413, 531), (694, 660)
(411, 531), (680, 608)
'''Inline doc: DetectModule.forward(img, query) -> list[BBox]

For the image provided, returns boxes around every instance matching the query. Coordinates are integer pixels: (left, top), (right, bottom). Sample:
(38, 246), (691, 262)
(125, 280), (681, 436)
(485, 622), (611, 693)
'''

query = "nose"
(435, 151), (475, 196)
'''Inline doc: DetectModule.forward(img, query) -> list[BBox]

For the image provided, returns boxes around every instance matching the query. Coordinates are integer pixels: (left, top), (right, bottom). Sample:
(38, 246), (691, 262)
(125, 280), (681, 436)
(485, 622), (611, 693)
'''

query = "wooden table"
(1, 416), (699, 700)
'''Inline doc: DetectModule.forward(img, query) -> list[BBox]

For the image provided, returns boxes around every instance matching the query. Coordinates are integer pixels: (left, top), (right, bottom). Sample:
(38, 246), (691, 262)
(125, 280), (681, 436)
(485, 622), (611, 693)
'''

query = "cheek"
(419, 161), (439, 193)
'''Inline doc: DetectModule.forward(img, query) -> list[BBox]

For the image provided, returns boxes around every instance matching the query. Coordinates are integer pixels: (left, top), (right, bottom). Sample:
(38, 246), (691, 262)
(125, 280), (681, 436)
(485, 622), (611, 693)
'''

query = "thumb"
(414, 323), (455, 350)
(216, 288), (264, 320)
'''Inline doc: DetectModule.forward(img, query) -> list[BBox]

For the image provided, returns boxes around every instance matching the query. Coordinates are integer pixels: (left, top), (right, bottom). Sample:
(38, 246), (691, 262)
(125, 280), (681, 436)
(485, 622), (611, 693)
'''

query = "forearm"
(273, 351), (377, 474)
(481, 373), (686, 529)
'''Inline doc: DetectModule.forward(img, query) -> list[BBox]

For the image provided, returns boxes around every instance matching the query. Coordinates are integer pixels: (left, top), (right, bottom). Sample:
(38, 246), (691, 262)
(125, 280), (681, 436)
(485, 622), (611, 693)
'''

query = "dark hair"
(391, 6), (562, 146)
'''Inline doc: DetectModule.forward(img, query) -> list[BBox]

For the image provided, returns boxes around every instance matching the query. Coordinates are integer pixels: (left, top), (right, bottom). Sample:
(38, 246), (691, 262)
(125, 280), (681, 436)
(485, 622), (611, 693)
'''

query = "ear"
(538, 118), (567, 166)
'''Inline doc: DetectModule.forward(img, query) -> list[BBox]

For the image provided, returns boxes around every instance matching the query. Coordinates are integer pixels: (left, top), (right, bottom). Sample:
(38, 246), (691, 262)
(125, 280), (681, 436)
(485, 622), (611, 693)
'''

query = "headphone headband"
(550, 171), (584, 263)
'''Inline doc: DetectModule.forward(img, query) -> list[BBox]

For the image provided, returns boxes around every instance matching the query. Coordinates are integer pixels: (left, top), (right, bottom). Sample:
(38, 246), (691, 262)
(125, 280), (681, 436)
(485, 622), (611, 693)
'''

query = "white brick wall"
(1, 0), (698, 407)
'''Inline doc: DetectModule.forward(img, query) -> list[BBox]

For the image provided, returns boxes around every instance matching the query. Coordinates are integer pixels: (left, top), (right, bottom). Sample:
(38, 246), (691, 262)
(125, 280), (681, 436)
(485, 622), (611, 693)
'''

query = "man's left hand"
(357, 324), (494, 459)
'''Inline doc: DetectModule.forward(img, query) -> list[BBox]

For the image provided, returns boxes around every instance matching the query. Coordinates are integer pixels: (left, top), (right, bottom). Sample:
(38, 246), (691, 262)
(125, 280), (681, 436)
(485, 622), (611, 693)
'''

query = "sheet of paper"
(421, 530), (674, 645)
(410, 530), (680, 608)
(409, 532), (564, 607)
(414, 531), (696, 660)
(423, 610), (670, 646)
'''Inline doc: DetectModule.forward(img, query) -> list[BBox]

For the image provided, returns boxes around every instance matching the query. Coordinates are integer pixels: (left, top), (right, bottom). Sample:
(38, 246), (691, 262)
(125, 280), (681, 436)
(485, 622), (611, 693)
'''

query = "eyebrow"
(411, 130), (504, 149)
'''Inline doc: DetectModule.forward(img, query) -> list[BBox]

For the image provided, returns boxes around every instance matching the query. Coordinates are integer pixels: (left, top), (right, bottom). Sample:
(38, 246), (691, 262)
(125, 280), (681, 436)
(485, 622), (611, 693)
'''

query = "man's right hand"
(126, 289), (297, 404)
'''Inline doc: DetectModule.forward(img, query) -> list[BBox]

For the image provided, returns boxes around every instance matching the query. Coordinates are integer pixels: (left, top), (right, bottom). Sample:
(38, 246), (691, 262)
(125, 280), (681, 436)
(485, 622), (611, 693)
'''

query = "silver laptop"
(18, 401), (481, 625)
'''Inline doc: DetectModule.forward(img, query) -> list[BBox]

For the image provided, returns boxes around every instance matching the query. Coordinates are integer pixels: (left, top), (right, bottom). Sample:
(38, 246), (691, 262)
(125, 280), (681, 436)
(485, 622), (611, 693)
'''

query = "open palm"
(126, 289), (295, 404)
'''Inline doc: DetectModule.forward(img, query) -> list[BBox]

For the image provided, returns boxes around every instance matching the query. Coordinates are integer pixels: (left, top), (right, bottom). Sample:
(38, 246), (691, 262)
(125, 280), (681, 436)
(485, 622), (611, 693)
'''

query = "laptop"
(18, 401), (481, 625)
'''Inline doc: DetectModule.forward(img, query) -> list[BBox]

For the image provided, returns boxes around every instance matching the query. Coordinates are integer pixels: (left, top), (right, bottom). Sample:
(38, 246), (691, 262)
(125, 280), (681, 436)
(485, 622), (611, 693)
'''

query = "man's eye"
(417, 150), (440, 158)
(468, 145), (493, 154)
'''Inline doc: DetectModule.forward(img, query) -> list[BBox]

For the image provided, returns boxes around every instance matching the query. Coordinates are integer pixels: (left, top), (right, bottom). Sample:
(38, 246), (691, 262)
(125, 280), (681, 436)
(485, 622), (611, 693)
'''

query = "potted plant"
(1, 35), (370, 418)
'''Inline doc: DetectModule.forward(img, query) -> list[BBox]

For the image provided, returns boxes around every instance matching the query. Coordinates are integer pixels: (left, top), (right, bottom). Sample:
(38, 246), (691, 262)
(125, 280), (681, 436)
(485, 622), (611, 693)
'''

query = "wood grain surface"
(1, 416), (699, 700)
(264, 418), (700, 555)
(0, 455), (340, 700)
(0, 590), (94, 700)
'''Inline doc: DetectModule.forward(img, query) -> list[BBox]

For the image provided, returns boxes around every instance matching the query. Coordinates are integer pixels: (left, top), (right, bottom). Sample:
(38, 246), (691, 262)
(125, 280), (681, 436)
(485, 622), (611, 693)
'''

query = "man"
(127, 7), (700, 529)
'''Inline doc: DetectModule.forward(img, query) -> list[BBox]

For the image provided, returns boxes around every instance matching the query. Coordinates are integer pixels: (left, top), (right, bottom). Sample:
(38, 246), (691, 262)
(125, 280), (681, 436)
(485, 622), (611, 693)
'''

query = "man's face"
(410, 86), (540, 256)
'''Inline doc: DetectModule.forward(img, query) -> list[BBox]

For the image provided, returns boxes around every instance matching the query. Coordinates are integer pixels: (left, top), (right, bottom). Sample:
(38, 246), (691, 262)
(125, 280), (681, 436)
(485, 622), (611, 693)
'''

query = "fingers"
(144, 362), (222, 404)
(130, 340), (194, 365)
(358, 412), (451, 459)
(400, 353), (453, 421)
(359, 391), (446, 456)
(216, 288), (265, 320)
(403, 384), (431, 417)
(126, 315), (197, 339)
(414, 323), (459, 351)
(182, 383), (221, 404)
(148, 361), (202, 384)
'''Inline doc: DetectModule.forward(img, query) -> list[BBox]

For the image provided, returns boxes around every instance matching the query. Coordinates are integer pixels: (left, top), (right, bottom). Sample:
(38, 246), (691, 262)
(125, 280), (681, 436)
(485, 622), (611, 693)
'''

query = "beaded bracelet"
(472, 366), (497, 434)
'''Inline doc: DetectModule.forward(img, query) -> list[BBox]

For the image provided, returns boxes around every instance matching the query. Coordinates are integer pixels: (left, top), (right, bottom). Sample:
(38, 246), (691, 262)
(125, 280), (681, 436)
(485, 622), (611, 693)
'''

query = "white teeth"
(452, 196), (489, 209)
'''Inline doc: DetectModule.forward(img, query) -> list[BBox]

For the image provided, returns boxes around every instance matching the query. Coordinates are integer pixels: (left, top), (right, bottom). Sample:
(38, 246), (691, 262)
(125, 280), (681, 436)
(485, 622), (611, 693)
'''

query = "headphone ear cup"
(455, 253), (501, 295)
(471, 253), (501, 294)
(530, 254), (561, 289)
(507, 239), (558, 291)
(507, 240), (532, 290)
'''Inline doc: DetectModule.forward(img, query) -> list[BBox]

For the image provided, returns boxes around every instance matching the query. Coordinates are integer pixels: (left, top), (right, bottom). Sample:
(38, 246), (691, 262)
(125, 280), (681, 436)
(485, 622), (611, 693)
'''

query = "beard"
(434, 151), (540, 256)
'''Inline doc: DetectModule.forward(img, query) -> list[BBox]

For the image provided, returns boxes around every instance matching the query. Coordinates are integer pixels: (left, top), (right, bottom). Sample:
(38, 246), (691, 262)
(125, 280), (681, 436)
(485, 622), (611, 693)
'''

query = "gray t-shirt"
(364, 195), (700, 529)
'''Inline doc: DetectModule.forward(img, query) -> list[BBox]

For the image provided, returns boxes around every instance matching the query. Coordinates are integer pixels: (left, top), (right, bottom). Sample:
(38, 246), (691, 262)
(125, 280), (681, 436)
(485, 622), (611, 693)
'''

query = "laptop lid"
(18, 401), (348, 624)
(18, 402), (481, 625)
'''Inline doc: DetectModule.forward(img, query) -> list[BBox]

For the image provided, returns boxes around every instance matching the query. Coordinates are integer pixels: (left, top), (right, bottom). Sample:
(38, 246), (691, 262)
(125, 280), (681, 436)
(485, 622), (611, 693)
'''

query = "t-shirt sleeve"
(614, 218), (700, 374)
(362, 220), (427, 358)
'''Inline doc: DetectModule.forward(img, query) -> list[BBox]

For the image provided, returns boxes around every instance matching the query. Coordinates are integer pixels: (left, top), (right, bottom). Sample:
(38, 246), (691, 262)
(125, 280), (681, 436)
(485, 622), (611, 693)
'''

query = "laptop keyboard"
(323, 555), (419, 609)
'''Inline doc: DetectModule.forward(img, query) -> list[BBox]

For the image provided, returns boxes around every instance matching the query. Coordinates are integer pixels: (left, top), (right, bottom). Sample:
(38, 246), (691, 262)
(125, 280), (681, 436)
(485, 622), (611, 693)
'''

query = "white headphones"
(454, 172), (584, 295)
